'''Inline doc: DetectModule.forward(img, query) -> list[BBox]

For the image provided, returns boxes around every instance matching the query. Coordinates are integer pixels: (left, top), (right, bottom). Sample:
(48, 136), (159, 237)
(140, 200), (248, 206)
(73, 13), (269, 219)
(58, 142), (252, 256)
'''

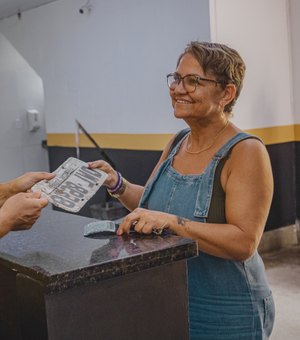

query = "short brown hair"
(177, 41), (246, 114)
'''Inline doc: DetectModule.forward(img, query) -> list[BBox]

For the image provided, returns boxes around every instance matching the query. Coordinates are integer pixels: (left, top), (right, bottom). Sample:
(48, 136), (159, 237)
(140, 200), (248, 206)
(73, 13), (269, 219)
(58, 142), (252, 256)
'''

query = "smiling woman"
(89, 41), (275, 339)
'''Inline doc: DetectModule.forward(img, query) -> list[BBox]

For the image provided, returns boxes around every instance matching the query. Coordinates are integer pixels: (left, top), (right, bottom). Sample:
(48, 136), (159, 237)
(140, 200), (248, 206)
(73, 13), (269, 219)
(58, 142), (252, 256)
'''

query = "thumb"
(30, 191), (48, 207)
(31, 190), (42, 199)
(39, 197), (49, 208)
(32, 190), (48, 206)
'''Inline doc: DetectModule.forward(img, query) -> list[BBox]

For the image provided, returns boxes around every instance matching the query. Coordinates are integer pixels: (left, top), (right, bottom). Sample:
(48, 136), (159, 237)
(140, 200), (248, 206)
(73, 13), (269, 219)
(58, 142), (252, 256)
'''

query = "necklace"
(185, 120), (229, 155)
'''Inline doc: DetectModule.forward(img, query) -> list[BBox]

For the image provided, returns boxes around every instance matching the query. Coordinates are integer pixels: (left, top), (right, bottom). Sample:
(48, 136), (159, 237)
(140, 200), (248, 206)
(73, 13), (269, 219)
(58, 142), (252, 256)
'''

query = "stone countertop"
(0, 208), (197, 293)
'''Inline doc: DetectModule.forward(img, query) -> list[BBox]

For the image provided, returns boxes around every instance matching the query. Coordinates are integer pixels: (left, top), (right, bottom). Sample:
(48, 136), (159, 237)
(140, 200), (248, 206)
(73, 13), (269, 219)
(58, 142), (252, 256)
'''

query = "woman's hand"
(88, 160), (145, 212)
(117, 207), (172, 235)
(88, 160), (118, 189)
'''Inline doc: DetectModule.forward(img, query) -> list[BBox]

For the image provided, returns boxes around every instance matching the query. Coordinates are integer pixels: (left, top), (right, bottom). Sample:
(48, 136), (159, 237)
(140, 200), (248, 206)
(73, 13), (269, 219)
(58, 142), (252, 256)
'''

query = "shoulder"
(221, 133), (271, 174)
(230, 135), (268, 158)
(220, 134), (273, 201)
(218, 123), (266, 160)
(226, 135), (272, 176)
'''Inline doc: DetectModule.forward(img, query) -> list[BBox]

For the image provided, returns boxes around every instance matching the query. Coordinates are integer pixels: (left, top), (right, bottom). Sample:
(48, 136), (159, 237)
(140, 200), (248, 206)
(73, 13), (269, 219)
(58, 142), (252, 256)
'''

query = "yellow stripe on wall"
(47, 124), (300, 151)
(245, 125), (297, 145)
(47, 133), (175, 151)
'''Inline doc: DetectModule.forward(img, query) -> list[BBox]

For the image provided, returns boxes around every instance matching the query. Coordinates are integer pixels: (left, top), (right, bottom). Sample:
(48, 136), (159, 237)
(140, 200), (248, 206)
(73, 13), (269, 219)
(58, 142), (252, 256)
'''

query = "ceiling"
(0, 0), (58, 20)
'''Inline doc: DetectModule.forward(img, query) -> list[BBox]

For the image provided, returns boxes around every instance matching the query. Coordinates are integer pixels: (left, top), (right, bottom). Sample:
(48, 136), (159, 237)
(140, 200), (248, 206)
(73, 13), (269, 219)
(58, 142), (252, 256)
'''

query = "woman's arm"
(117, 139), (274, 261)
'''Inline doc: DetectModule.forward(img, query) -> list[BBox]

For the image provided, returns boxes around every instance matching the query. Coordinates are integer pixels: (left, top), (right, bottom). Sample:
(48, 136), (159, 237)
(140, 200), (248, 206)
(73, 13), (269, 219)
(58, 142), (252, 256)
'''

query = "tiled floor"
(262, 245), (300, 340)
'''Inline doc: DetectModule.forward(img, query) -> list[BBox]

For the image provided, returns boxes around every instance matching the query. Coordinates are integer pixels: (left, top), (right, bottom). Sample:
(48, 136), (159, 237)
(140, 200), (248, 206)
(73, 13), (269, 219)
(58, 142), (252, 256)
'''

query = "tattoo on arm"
(177, 216), (190, 226)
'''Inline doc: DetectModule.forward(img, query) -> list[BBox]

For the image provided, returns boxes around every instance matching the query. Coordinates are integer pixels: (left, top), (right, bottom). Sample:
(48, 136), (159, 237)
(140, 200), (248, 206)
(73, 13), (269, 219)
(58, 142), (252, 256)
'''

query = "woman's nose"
(173, 79), (187, 94)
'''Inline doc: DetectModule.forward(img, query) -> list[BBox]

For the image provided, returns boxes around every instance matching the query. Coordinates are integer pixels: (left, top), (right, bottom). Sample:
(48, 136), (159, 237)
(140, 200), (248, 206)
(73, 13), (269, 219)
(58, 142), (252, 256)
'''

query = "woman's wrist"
(107, 172), (122, 191)
(104, 171), (119, 189)
(107, 172), (128, 198)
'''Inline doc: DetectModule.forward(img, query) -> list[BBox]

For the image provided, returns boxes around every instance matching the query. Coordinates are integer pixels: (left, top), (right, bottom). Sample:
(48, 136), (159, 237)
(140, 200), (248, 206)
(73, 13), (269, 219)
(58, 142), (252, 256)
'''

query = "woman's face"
(169, 53), (225, 122)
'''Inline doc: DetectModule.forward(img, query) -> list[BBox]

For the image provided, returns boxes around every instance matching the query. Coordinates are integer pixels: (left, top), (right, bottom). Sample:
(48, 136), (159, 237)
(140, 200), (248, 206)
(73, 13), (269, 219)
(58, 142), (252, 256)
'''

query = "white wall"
(210, 0), (293, 130)
(289, 0), (300, 123)
(0, 0), (210, 135)
(0, 33), (48, 181)
(1, 0), (297, 182)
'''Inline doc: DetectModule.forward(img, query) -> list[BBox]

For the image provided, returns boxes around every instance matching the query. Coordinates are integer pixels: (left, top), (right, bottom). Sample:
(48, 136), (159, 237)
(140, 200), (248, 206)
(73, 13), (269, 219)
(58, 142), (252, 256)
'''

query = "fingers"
(88, 160), (115, 175)
(88, 160), (102, 168)
(117, 211), (139, 235)
(11, 171), (56, 194)
(88, 160), (109, 170)
(28, 191), (48, 207)
(30, 190), (42, 198)
(116, 209), (167, 236)
(18, 191), (48, 210)
(37, 171), (56, 181)
(39, 197), (49, 208)
(135, 221), (153, 234)
(25, 171), (55, 183)
(88, 160), (119, 187)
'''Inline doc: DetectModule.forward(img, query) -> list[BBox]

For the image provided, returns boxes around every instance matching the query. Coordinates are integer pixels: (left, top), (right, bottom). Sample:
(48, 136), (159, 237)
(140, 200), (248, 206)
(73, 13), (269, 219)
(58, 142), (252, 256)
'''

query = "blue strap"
(194, 132), (261, 218)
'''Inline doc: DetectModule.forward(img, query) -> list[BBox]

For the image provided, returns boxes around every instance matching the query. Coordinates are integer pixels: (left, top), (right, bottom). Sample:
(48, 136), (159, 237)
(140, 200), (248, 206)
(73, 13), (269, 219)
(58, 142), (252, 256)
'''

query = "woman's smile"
(175, 99), (193, 104)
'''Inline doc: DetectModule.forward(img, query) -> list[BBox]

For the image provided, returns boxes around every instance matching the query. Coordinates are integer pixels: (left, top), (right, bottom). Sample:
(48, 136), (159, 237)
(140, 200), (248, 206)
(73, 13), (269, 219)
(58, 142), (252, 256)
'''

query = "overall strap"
(214, 132), (260, 160)
(168, 128), (190, 158)
(194, 132), (260, 219)
(168, 128), (190, 154)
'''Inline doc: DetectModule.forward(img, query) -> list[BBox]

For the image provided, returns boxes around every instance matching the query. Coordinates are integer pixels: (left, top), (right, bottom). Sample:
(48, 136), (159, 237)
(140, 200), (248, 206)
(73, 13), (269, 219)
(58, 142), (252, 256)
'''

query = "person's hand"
(0, 191), (48, 237)
(88, 160), (118, 188)
(116, 208), (171, 235)
(8, 171), (55, 194)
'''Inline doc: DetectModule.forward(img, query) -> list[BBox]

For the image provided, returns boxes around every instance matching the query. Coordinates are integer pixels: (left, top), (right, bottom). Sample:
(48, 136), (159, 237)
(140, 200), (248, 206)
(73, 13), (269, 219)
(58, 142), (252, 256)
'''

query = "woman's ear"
(220, 84), (236, 107)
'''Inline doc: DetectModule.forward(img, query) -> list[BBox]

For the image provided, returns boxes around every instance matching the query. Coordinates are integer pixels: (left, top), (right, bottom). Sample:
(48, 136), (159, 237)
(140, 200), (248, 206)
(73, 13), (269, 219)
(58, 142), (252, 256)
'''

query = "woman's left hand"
(117, 208), (171, 235)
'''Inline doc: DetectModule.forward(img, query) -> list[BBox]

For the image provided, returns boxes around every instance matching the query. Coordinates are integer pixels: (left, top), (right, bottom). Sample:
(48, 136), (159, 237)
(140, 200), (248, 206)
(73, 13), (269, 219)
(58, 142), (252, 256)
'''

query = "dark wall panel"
(295, 142), (300, 219)
(265, 143), (296, 230)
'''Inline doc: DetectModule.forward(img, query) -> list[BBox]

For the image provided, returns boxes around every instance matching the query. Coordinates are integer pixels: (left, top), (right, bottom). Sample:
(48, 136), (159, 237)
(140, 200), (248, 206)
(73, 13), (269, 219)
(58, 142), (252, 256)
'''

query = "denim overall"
(139, 132), (275, 339)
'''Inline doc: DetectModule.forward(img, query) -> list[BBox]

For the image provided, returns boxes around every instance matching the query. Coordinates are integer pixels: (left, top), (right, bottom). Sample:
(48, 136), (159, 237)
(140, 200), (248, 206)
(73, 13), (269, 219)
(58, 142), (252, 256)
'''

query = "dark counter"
(0, 208), (197, 340)
(0, 208), (196, 293)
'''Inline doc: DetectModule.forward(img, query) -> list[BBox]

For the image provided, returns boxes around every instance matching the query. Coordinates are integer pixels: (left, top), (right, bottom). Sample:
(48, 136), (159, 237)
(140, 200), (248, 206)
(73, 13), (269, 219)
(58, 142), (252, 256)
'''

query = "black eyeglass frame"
(166, 72), (227, 93)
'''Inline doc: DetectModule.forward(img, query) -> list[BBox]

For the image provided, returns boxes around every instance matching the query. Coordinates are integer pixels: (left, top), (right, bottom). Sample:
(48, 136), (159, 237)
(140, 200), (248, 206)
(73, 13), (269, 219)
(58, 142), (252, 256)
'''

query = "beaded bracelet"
(107, 172), (122, 194)
(107, 172), (127, 198)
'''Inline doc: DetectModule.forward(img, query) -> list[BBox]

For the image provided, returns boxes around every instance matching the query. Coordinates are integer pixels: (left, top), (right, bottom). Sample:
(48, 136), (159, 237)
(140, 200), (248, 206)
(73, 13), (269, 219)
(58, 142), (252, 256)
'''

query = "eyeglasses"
(166, 72), (225, 93)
